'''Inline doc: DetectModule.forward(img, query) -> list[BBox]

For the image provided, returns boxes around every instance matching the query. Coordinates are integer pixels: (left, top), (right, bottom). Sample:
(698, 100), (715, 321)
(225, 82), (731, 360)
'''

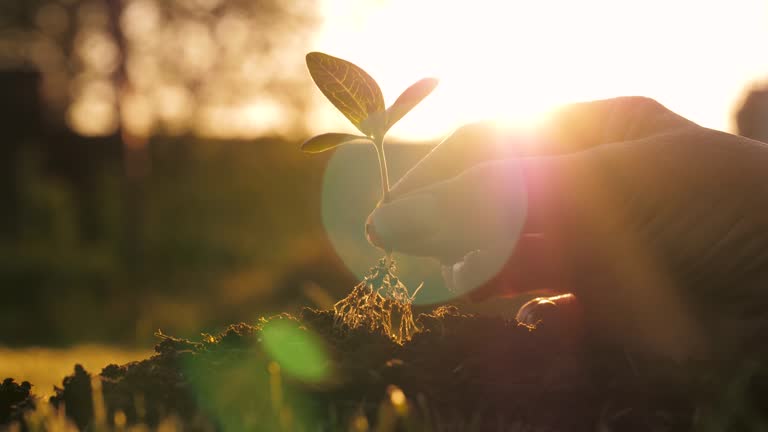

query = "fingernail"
(367, 194), (440, 247)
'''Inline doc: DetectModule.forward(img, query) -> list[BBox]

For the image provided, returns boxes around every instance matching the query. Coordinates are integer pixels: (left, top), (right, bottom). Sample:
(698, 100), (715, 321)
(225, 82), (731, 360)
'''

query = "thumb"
(366, 159), (529, 264)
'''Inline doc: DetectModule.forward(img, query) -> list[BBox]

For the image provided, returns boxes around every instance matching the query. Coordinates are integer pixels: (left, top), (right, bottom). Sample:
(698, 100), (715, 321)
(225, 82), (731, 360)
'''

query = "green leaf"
(306, 52), (385, 137)
(300, 132), (370, 153)
(385, 77), (438, 132)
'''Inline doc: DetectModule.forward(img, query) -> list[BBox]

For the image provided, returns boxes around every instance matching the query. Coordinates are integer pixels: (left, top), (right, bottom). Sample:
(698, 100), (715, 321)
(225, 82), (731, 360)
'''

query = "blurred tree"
(0, 0), (334, 345)
(0, 0), (319, 267)
(736, 85), (768, 143)
(0, 70), (41, 241)
(0, 0), (318, 138)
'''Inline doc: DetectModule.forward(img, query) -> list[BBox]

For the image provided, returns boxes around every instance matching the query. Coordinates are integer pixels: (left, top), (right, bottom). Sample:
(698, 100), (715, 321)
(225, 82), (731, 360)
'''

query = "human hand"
(366, 97), (768, 359)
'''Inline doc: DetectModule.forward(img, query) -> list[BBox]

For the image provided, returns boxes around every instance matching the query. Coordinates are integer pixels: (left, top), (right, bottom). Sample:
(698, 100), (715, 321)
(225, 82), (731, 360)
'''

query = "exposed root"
(333, 258), (421, 344)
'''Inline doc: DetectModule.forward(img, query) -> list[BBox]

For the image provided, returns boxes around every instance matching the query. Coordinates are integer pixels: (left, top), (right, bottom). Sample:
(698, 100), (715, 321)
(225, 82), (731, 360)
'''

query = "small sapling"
(302, 52), (437, 343)
(303, 51), (438, 205)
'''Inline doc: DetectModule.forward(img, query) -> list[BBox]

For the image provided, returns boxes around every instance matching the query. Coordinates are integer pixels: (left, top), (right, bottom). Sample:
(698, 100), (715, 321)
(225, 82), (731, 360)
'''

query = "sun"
(314, 0), (768, 141)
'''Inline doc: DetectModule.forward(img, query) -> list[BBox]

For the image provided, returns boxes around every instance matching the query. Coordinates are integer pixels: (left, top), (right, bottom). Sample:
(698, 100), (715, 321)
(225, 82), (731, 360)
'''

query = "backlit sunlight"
(51, 0), (768, 139)
(313, 0), (768, 140)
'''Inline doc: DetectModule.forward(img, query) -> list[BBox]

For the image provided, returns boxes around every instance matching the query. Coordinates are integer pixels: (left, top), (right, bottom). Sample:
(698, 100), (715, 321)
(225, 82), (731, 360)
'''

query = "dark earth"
(0, 378), (35, 427)
(2, 306), (767, 431)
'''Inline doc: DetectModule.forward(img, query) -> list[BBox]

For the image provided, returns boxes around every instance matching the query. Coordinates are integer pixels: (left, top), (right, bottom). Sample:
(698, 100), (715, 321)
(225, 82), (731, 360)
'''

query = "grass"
(12, 382), (550, 432)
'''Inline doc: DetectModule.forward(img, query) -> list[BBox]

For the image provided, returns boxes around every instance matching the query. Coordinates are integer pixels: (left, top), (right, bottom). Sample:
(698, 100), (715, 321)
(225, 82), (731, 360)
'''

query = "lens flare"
(321, 144), (458, 304)
(260, 319), (331, 383)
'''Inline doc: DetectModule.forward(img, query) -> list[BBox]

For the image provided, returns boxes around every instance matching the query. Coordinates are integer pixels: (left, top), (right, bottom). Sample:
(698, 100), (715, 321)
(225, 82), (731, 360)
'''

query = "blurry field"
(0, 345), (151, 397)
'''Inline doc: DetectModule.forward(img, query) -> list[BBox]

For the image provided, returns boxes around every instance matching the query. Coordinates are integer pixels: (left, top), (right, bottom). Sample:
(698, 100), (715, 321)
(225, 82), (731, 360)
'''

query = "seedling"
(303, 52), (437, 343)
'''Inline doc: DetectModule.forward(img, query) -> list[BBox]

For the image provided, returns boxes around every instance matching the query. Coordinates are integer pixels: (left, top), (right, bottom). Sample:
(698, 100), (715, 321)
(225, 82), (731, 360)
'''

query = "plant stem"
(373, 136), (393, 262)
(374, 137), (391, 204)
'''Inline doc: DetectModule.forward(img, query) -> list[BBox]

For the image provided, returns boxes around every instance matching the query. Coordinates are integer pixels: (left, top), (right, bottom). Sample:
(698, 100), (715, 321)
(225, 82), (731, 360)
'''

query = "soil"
(0, 378), (35, 426)
(1, 305), (720, 431)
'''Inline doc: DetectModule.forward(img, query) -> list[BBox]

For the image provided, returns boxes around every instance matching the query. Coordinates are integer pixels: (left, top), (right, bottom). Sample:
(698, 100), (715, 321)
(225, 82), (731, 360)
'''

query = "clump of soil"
(20, 306), (700, 431)
(0, 378), (35, 426)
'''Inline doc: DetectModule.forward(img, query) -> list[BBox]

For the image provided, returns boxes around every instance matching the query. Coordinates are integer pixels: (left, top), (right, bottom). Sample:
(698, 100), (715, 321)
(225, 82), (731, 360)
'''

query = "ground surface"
(1, 305), (721, 431)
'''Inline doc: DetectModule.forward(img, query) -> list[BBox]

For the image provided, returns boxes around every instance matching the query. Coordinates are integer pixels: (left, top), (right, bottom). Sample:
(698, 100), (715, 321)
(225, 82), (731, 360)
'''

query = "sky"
(310, 0), (768, 140)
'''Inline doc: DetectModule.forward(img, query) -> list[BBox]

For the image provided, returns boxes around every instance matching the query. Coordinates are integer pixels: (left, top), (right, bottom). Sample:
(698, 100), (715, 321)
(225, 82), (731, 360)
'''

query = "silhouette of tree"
(0, 0), (320, 266)
(0, 0), (318, 138)
(736, 85), (768, 143)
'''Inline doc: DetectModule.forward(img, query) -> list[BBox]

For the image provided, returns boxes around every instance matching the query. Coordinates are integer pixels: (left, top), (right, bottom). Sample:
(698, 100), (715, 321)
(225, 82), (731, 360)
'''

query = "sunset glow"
(313, 0), (768, 140)
(54, 0), (768, 140)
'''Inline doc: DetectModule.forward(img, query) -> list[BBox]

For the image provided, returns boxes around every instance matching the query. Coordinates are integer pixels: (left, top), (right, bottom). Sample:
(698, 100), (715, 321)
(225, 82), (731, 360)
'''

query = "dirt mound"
(0, 378), (35, 426)
(12, 306), (697, 431)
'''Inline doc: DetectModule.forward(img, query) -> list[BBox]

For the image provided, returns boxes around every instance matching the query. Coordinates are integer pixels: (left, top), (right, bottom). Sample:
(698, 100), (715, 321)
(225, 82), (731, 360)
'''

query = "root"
(333, 258), (421, 344)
